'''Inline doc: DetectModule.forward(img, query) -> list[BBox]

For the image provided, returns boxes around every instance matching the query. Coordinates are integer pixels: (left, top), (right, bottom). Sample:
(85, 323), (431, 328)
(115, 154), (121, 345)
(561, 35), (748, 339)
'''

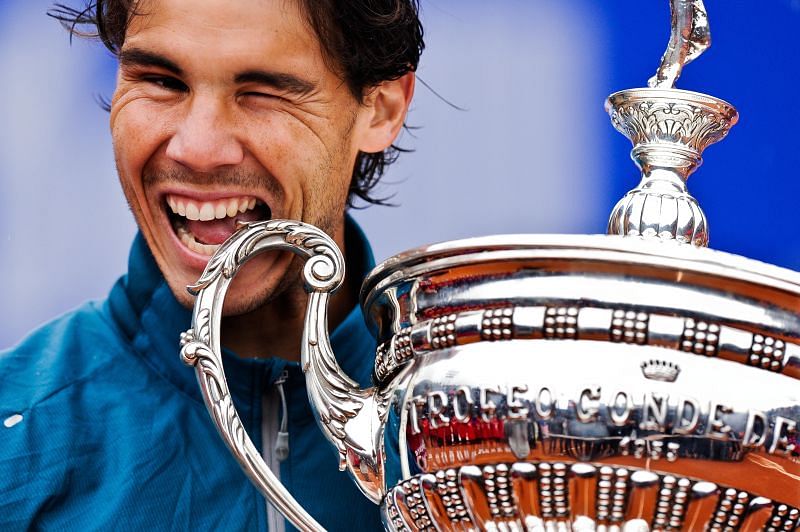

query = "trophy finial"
(605, 89), (737, 247)
(607, 0), (736, 247)
(648, 0), (711, 88)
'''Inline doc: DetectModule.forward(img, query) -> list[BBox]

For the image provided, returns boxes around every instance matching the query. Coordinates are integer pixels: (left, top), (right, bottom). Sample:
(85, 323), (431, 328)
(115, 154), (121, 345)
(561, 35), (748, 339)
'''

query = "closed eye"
(143, 75), (188, 92)
(242, 91), (285, 101)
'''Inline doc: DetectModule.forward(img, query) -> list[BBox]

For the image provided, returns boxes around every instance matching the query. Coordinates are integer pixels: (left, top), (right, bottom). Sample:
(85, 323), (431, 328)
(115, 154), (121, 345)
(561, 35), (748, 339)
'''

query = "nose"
(165, 94), (244, 173)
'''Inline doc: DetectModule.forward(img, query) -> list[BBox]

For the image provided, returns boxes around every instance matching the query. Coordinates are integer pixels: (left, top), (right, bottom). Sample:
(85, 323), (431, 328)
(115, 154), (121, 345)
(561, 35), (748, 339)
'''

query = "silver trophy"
(180, 2), (800, 530)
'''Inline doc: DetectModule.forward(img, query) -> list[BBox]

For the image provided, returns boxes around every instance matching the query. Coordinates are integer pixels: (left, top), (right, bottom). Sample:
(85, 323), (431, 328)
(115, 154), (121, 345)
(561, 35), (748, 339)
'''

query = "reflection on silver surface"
(362, 235), (800, 530)
(648, 0), (711, 89)
(605, 89), (737, 247)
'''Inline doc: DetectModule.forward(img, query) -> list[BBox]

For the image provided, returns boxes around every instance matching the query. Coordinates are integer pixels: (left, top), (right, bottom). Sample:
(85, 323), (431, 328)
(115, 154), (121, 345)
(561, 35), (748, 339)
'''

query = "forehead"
(124, 0), (324, 75)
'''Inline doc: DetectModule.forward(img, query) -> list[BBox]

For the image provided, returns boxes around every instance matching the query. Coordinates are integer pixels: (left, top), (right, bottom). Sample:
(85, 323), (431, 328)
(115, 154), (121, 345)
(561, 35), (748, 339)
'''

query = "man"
(0, 0), (422, 529)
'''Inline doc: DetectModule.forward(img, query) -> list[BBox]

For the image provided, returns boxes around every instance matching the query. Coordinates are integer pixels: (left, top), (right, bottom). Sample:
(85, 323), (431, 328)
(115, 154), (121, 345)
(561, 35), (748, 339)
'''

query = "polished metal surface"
(179, 220), (346, 532)
(383, 463), (798, 531)
(648, 0), (710, 89)
(362, 236), (800, 529)
(605, 89), (738, 247)
(181, 2), (800, 531)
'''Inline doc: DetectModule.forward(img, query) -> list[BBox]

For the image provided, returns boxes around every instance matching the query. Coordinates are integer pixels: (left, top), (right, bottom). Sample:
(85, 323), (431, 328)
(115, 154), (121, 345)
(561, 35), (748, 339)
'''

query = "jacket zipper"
(262, 369), (290, 532)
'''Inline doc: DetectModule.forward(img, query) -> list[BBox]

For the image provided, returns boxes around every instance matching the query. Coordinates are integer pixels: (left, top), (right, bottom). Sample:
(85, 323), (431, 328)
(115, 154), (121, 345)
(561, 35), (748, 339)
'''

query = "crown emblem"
(640, 359), (681, 382)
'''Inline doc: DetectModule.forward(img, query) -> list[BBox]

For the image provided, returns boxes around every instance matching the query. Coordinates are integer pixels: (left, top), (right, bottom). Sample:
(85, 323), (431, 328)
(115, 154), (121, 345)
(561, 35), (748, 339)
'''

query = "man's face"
(111, 0), (366, 312)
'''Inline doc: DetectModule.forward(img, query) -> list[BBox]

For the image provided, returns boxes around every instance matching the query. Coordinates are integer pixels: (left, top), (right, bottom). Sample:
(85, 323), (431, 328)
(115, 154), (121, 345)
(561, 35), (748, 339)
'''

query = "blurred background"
(2, 1), (799, 348)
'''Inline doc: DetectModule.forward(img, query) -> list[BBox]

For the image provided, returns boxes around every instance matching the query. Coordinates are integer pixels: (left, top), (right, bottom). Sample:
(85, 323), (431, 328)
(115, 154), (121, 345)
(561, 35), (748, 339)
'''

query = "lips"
(165, 193), (271, 255)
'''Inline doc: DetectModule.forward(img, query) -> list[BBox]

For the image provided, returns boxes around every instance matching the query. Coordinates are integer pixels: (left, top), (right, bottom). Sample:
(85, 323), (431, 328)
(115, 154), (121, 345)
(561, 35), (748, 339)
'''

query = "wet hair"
(49, 0), (424, 207)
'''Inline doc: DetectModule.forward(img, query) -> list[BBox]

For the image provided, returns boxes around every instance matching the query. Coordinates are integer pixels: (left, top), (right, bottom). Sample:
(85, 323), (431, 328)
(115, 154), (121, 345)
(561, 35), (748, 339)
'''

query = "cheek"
(301, 144), (354, 232)
(111, 100), (175, 234)
(111, 100), (172, 194)
(245, 113), (331, 208)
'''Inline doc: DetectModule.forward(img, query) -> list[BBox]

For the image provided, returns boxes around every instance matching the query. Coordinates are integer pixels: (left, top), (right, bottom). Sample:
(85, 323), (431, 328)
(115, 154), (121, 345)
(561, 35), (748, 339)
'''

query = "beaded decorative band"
(382, 461), (800, 532)
(373, 305), (800, 383)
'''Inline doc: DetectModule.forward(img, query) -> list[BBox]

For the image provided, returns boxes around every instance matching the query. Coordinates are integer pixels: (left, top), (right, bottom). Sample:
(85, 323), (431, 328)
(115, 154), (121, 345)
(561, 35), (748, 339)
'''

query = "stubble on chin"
(219, 206), (344, 319)
(221, 252), (306, 317)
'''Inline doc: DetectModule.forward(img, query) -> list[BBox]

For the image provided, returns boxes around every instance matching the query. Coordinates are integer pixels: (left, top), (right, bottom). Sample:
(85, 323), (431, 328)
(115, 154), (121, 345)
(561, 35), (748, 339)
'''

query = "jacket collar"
(106, 216), (377, 406)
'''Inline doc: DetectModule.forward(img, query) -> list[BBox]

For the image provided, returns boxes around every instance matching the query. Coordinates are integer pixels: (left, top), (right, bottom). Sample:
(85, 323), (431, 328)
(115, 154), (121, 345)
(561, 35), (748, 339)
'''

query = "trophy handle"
(179, 219), (355, 532)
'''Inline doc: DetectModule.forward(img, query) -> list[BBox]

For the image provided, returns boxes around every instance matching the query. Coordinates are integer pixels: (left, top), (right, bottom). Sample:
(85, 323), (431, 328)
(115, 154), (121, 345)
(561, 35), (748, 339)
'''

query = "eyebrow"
(119, 48), (184, 76)
(235, 70), (316, 97)
(118, 48), (316, 96)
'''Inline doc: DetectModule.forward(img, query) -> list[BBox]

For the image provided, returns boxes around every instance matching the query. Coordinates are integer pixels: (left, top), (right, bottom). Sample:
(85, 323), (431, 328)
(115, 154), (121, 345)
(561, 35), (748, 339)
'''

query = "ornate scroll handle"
(179, 219), (365, 532)
(649, 0), (711, 89)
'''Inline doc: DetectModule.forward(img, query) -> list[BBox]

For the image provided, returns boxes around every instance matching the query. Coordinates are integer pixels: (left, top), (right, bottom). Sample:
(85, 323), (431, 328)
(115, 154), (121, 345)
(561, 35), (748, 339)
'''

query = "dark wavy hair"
(49, 0), (424, 207)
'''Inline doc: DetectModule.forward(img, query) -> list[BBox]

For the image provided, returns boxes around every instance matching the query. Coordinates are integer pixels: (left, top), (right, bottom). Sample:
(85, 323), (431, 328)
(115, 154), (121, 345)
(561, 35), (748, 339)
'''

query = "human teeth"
(199, 203), (215, 221)
(178, 225), (220, 256)
(226, 198), (238, 217)
(185, 202), (200, 221)
(167, 194), (261, 221)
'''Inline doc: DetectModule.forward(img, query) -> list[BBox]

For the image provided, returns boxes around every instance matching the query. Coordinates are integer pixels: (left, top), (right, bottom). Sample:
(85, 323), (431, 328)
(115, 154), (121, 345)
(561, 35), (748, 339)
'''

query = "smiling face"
(111, 0), (409, 314)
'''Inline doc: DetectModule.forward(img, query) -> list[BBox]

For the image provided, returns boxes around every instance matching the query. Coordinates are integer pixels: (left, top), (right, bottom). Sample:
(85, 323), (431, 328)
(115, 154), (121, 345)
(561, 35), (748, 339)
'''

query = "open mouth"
(166, 194), (271, 256)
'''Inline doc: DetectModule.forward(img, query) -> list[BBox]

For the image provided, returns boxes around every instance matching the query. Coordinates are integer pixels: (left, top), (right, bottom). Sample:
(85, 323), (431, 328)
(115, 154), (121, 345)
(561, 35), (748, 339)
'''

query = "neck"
(218, 223), (357, 361)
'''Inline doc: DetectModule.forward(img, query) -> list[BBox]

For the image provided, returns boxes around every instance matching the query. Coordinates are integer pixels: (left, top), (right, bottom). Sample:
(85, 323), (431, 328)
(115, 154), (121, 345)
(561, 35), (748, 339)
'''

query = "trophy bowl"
(362, 233), (800, 531)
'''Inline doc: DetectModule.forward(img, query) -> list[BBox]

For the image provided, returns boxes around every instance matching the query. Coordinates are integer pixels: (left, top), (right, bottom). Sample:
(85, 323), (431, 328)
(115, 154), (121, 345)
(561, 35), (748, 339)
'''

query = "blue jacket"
(0, 219), (382, 531)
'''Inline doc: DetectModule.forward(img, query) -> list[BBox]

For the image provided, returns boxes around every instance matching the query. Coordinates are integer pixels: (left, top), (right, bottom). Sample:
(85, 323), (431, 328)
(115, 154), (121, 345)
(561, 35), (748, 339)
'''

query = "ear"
(356, 72), (416, 154)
